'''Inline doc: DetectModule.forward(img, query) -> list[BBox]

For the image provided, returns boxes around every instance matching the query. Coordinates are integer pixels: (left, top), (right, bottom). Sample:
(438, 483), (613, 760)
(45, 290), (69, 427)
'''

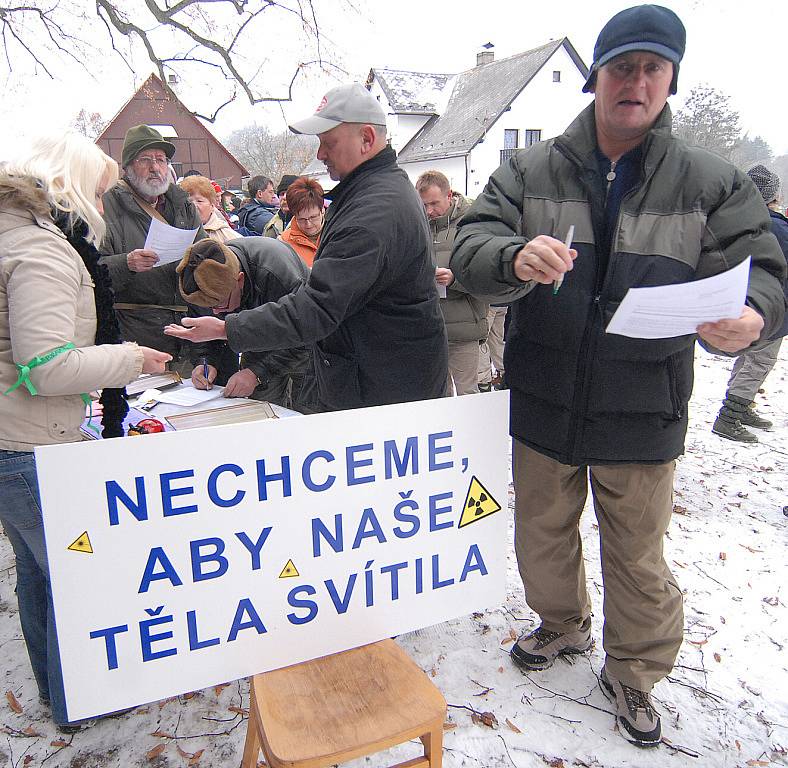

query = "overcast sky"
(2, 0), (785, 158)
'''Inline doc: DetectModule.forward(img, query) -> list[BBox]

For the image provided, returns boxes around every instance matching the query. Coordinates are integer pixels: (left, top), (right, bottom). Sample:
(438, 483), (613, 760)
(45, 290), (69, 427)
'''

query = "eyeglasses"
(296, 212), (323, 226)
(134, 155), (169, 167)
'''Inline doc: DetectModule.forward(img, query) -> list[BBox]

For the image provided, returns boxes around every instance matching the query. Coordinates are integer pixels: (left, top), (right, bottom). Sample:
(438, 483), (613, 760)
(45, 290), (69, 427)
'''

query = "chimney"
(476, 42), (494, 67)
(168, 73), (179, 85)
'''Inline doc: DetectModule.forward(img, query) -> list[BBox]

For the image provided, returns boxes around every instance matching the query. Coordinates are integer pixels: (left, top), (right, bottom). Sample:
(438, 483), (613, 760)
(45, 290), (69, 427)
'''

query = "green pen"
(553, 224), (575, 295)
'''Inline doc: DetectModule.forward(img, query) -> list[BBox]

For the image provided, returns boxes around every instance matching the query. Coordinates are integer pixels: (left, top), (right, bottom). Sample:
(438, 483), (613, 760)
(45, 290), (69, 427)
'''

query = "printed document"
(144, 218), (199, 265)
(606, 257), (750, 339)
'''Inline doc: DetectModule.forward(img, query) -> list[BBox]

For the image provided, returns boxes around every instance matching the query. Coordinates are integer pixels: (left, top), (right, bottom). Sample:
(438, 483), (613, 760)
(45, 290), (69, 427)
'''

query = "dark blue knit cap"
(583, 5), (686, 95)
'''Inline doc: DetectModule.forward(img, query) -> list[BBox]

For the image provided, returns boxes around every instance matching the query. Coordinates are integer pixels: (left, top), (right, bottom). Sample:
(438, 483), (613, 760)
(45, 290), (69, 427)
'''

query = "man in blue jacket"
(165, 84), (447, 411)
(451, 4), (785, 747)
(236, 175), (277, 234)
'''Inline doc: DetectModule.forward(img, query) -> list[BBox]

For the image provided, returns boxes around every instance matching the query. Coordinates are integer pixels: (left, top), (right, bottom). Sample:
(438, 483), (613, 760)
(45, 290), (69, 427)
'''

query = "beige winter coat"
(0, 176), (144, 450)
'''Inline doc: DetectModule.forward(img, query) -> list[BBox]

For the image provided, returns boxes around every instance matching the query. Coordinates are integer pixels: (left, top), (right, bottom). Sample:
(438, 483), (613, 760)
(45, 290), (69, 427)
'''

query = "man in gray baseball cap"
(166, 84), (448, 411)
(289, 83), (387, 136)
(288, 83), (388, 181)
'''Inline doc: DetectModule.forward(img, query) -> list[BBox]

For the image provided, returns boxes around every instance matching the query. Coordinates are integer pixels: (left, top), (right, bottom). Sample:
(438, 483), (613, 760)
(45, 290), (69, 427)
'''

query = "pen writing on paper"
(553, 224), (575, 295)
(198, 356), (212, 390)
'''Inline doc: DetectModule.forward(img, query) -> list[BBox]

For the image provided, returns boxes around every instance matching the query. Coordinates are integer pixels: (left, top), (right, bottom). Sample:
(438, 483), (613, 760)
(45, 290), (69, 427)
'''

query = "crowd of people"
(0, 1), (785, 747)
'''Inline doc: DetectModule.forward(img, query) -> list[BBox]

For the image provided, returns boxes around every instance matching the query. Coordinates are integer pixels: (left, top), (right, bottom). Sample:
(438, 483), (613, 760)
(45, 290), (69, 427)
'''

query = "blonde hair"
(8, 131), (118, 244)
(416, 169), (450, 195)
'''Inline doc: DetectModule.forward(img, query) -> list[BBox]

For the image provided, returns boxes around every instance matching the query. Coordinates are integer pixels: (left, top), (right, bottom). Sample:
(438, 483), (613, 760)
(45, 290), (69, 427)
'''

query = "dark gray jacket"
(100, 181), (204, 355)
(190, 237), (311, 387)
(452, 103), (786, 465)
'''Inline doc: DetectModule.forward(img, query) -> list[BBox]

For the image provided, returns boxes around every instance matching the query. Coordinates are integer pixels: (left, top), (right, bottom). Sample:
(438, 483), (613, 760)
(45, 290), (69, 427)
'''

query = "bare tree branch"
(1, 0), (353, 122)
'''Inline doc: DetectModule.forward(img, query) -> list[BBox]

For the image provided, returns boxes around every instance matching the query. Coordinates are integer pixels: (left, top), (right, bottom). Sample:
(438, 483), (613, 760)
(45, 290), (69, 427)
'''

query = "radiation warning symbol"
(458, 476), (501, 528)
(67, 531), (93, 554)
(278, 559), (300, 578)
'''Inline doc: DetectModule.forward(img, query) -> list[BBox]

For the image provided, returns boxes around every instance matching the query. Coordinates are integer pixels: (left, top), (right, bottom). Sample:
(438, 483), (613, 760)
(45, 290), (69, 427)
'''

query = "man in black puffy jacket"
(451, 4), (785, 747)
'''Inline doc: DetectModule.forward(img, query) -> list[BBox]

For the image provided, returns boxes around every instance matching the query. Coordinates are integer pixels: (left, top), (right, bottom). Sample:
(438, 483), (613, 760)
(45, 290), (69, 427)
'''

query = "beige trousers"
(513, 441), (684, 690)
(478, 306), (508, 383)
(446, 340), (481, 396)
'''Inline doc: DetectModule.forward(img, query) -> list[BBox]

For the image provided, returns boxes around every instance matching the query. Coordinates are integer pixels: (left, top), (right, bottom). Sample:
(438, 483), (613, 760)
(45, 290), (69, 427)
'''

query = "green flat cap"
(122, 124), (176, 168)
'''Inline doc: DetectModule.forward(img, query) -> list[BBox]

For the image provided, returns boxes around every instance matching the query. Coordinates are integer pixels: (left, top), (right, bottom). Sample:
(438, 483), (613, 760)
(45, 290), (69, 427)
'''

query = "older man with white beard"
(101, 125), (204, 362)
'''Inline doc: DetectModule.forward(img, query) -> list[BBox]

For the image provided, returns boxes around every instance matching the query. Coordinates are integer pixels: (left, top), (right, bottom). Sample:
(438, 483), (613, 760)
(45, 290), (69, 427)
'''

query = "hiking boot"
(712, 414), (758, 443)
(510, 617), (592, 671)
(600, 666), (661, 747)
(737, 404), (772, 430)
(478, 381), (493, 393)
(715, 393), (771, 435)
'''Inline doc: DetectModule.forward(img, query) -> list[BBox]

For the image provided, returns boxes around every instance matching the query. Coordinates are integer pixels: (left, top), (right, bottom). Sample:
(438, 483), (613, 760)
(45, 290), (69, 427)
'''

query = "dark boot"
(712, 414), (758, 442)
(712, 395), (758, 443)
(726, 394), (773, 429)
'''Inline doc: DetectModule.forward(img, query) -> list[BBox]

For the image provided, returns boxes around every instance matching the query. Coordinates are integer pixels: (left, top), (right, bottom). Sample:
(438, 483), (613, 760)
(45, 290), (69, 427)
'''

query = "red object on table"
(127, 418), (166, 436)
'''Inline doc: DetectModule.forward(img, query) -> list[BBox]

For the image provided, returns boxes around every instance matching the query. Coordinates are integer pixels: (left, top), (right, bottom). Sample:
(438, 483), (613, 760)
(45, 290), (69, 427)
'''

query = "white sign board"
(35, 392), (509, 722)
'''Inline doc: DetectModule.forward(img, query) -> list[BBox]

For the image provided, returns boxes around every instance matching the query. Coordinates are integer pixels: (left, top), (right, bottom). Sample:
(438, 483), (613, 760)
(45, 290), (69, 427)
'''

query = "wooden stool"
(240, 639), (446, 768)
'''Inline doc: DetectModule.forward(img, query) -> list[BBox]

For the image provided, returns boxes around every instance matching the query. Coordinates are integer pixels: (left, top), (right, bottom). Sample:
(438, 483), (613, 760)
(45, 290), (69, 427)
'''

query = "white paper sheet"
(130, 388), (162, 409)
(154, 385), (226, 407)
(605, 257), (750, 339)
(143, 218), (199, 265)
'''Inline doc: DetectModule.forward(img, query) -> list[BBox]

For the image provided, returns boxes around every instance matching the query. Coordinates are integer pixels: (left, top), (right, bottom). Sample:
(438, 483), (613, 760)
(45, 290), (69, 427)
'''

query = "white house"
(303, 39), (591, 196)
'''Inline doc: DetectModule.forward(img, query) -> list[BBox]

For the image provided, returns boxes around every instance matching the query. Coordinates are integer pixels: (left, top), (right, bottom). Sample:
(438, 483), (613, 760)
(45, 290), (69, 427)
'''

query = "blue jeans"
(0, 450), (69, 725)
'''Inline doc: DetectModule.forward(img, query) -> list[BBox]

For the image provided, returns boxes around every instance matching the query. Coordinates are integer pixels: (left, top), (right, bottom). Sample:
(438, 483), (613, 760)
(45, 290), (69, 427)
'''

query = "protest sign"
(35, 392), (509, 721)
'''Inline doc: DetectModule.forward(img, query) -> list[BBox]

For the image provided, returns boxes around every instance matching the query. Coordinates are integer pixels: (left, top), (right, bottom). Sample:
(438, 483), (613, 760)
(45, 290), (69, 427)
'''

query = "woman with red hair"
(279, 177), (324, 267)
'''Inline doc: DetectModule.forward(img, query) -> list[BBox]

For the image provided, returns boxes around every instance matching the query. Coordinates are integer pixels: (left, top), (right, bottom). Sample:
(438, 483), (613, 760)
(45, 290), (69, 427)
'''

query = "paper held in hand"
(143, 218), (199, 265)
(605, 256), (750, 339)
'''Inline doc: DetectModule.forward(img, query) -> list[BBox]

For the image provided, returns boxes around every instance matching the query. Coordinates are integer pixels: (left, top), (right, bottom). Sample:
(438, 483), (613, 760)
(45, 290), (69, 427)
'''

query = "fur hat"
(583, 5), (686, 95)
(177, 240), (240, 307)
(122, 125), (176, 168)
(747, 165), (781, 204)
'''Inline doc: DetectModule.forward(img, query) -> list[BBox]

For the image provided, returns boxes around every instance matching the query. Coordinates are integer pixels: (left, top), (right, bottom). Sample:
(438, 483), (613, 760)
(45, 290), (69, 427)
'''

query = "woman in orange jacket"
(279, 177), (324, 267)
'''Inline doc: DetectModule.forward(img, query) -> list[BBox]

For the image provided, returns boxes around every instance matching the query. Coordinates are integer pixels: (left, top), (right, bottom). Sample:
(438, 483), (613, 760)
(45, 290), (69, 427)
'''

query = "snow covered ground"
(1, 346), (786, 768)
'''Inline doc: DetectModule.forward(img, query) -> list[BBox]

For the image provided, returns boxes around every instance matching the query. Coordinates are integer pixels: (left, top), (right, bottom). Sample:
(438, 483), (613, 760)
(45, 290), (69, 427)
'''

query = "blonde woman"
(179, 174), (239, 243)
(0, 131), (170, 731)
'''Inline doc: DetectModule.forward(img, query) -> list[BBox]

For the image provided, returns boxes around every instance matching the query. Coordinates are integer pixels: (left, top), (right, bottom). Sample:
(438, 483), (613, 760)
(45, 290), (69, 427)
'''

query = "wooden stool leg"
(240, 684), (262, 768)
(420, 721), (444, 768)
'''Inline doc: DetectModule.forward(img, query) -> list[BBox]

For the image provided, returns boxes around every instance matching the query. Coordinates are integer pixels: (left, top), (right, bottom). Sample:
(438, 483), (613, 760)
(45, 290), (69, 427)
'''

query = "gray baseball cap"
(289, 83), (386, 135)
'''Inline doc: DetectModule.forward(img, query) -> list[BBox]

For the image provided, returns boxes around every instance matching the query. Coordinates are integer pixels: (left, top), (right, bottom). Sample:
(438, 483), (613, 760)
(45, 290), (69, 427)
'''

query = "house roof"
(96, 74), (248, 176)
(370, 69), (454, 114)
(300, 157), (326, 177)
(395, 39), (588, 163)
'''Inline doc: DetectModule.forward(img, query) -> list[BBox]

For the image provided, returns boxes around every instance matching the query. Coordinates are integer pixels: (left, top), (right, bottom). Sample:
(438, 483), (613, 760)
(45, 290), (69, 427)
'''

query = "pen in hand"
(199, 356), (211, 390)
(553, 224), (575, 295)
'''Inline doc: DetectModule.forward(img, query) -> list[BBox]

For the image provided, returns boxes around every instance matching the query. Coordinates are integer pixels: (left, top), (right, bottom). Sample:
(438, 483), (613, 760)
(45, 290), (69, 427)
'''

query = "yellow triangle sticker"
(458, 477), (501, 528)
(67, 531), (93, 554)
(278, 559), (299, 578)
